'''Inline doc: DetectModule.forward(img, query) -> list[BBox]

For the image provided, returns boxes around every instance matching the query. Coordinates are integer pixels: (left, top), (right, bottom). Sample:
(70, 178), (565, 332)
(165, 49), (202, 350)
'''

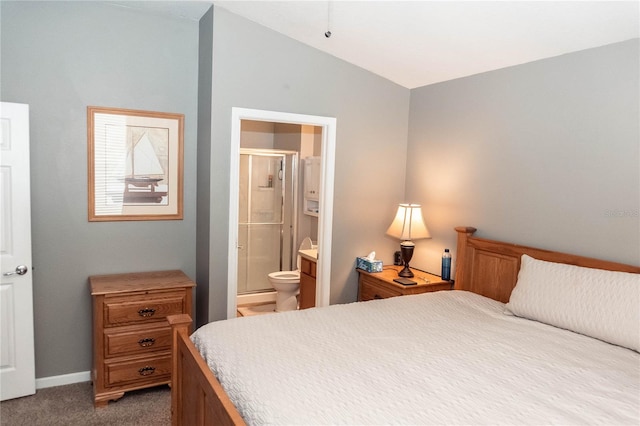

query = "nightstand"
(89, 270), (195, 407)
(357, 265), (452, 301)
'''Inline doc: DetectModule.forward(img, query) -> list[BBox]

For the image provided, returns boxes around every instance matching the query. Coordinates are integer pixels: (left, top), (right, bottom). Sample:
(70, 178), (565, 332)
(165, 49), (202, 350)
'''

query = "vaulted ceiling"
(109, 1), (639, 89)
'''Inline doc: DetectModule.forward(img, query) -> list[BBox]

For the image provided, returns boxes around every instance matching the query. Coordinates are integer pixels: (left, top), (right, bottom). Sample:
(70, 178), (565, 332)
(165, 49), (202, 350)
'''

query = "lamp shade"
(386, 204), (431, 241)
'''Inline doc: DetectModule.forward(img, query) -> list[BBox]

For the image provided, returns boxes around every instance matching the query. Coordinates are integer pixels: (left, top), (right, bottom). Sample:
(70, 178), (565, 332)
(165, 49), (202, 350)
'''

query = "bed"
(169, 226), (640, 425)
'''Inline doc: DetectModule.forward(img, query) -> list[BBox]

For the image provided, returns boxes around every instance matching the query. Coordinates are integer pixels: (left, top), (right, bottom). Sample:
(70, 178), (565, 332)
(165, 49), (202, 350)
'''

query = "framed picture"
(88, 106), (184, 221)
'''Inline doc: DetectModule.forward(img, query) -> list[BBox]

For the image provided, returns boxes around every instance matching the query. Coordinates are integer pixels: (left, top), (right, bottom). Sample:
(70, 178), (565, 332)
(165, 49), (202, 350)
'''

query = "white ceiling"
(110, 1), (639, 89)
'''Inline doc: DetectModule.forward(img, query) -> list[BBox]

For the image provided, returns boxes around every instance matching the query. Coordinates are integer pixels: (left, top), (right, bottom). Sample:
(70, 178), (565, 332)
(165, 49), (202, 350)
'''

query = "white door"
(0, 102), (35, 400)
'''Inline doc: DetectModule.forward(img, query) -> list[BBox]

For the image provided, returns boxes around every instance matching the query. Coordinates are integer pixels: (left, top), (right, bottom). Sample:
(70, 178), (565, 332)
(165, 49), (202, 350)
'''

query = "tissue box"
(356, 256), (383, 273)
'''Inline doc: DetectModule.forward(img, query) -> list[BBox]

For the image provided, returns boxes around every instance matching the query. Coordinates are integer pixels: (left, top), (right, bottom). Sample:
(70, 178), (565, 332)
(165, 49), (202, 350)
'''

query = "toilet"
(268, 237), (313, 312)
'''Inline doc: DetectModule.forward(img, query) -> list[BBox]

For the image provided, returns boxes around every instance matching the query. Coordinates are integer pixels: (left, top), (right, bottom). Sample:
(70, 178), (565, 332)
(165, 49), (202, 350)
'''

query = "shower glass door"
(238, 151), (296, 294)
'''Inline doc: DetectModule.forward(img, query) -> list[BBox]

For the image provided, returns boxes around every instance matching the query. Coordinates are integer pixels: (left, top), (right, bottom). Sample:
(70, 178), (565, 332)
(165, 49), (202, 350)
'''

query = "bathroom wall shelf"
(303, 156), (320, 217)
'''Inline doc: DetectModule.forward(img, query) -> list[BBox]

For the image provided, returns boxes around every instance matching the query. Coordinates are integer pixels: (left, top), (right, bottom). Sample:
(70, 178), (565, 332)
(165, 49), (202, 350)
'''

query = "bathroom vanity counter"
(298, 248), (317, 262)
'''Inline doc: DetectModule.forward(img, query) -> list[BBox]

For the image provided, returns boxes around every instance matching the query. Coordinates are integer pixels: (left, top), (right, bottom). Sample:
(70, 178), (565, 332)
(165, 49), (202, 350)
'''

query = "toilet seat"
(268, 271), (300, 282)
(267, 237), (314, 312)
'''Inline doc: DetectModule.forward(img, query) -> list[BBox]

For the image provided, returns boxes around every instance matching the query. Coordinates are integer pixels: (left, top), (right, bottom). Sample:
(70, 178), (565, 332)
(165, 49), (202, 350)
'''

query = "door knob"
(3, 265), (28, 276)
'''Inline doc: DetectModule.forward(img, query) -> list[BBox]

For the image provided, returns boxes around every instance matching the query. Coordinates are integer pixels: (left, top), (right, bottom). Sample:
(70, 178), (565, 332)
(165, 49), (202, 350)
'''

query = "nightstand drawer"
(105, 353), (171, 387)
(104, 325), (171, 358)
(357, 266), (451, 302)
(359, 275), (402, 301)
(103, 292), (185, 326)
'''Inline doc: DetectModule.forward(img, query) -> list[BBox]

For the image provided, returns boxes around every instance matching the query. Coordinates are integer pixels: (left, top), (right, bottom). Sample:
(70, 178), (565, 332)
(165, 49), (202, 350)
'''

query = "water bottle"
(441, 249), (452, 281)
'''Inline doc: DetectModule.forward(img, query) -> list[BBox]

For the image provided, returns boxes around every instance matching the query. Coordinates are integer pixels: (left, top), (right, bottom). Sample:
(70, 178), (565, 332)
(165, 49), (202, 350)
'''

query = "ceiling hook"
(325, 1), (332, 38)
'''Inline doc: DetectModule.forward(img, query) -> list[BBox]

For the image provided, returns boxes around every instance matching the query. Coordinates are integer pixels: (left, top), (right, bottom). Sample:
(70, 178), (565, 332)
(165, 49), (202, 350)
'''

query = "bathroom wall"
(273, 123), (320, 247)
(241, 120), (276, 148)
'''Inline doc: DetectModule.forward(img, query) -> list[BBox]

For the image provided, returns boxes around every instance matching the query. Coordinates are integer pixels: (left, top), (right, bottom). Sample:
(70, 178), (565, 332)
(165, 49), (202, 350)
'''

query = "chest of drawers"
(89, 270), (195, 407)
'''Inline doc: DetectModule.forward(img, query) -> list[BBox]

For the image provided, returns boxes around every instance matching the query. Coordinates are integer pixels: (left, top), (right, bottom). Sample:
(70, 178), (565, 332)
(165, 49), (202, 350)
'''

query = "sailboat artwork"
(124, 129), (169, 204)
(89, 107), (184, 221)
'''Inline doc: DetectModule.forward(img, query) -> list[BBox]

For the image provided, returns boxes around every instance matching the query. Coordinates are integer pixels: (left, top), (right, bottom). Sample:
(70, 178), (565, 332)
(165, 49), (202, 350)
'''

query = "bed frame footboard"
(168, 314), (246, 426)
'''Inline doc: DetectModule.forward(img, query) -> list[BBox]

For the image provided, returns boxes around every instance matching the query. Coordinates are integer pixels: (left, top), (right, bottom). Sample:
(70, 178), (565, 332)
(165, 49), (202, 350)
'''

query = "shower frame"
(238, 148), (299, 295)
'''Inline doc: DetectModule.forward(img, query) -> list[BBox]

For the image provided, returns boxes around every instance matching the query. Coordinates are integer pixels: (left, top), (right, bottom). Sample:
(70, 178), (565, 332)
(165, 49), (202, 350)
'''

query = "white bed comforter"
(191, 291), (640, 425)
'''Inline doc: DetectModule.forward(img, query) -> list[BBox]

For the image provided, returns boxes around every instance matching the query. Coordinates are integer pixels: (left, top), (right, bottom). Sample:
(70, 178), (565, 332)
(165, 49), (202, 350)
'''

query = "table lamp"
(386, 204), (431, 278)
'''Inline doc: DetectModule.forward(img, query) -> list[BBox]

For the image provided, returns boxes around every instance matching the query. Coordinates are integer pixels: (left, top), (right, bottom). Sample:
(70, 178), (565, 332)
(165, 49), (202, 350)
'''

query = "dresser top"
(89, 270), (195, 295)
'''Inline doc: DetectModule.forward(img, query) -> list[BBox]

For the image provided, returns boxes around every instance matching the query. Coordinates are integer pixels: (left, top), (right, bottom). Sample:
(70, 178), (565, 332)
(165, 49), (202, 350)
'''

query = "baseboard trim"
(36, 371), (91, 389)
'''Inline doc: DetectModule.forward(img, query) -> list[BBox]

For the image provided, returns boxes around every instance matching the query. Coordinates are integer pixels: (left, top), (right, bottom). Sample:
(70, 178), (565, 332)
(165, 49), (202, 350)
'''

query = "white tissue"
(366, 251), (376, 261)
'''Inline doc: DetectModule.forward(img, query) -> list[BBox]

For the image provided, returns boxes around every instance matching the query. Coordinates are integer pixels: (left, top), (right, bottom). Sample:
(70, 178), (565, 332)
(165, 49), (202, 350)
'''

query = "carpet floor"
(0, 381), (170, 426)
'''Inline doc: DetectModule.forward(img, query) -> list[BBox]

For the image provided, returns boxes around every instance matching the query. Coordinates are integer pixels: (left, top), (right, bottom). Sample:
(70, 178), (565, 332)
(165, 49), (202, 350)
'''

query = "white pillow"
(506, 254), (640, 352)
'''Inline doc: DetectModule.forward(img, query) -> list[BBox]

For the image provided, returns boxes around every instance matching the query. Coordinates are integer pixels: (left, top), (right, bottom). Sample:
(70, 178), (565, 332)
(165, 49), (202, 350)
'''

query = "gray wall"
(0, 2), (199, 378)
(406, 39), (640, 274)
(198, 7), (410, 321)
(196, 6), (214, 328)
(4, 1), (635, 381)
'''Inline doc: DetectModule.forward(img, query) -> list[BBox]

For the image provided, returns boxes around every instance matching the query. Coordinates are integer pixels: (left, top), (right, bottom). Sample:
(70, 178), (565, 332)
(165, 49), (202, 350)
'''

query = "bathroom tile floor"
(237, 302), (277, 317)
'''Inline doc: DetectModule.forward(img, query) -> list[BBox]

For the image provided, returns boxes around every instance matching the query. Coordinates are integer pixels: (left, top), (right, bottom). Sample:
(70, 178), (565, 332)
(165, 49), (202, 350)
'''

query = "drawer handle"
(373, 294), (382, 299)
(138, 366), (156, 376)
(138, 338), (156, 347)
(138, 308), (156, 317)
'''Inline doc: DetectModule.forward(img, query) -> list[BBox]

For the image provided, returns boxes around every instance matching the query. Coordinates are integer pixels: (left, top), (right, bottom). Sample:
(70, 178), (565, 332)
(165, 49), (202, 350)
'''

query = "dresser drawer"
(105, 353), (172, 387)
(359, 275), (402, 301)
(104, 324), (171, 358)
(103, 292), (185, 326)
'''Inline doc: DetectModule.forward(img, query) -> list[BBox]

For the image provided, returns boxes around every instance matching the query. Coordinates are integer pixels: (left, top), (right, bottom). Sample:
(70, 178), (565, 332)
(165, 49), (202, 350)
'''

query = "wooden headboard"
(454, 226), (640, 303)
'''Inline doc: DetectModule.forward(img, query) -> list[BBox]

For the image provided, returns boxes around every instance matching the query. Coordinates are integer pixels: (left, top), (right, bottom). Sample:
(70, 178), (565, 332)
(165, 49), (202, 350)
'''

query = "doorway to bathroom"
(237, 149), (298, 298)
(228, 108), (336, 319)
